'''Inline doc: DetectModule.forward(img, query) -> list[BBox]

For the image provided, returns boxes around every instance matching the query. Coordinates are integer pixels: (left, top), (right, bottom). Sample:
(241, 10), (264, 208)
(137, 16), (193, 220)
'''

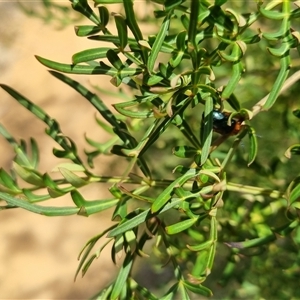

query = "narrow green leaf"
(47, 187), (66, 198)
(88, 35), (139, 50)
(70, 190), (86, 207)
(263, 54), (290, 110)
(206, 215), (217, 272)
(268, 43), (292, 57)
(285, 144), (300, 158)
(202, 170), (221, 183)
(147, 15), (171, 74)
(53, 148), (76, 160)
(219, 42), (244, 62)
(0, 84), (50, 123)
(110, 209), (150, 237)
(289, 182), (300, 205)
(59, 168), (88, 187)
(75, 233), (103, 280)
(123, 0), (143, 41)
(106, 49), (124, 70)
(71, 0), (100, 25)
(221, 61), (244, 99)
(187, 0), (200, 51)
(113, 235), (125, 262)
(47, 71), (136, 148)
(29, 138), (39, 169)
(23, 189), (51, 202)
(48, 71), (117, 123)
(172, 146), (198, 158)
(94, 114), (116, 133)
(225, 234), (276, 249)
(113, 102), (154, 118)
(146, 75), (164, 86)
(242, 34), (261, 44)
(200, 97), (213, 165)
(81, 253), (98, 277)
(111, 253), (133, 300)
(170, 51), (185, 68)
(177, 282), (191, 300)
(75, 227), (116, 280)
(108, 198), (182, 237)
(52, 163), (86, 172)
(151, 168), (200, 213)
(43, 173), (69, 198)
(263, 23), (288, 41)
(191, 249), (210, 277)
(0, 192), (79, 216)
(82, 239), (111, 277)
(113, 13), (128, 50)
(123, 0), (147, 63)
(124, 230), (137, 254)
(197, 67), (215, 79)
(165, 218), (198, 235)
(0, 123), (17, 145)
(71, 190), (119, 215)
(0, 96), (84, 167)
(0, 169), (20, 193)
(72, 47), (118, 64)
(36, 55), (119, 76)
(164, 0), (183, 12)
(160, 283), (179, 300)
(227, 93), (241, 111)
(260, 6), (286, 20)
(0, 127), (37, 170)
(74, 25), (101, 37)
(83, 199), (120, 215)
(181, 14), (189, 31)
(187, 239), (214, 252)
(176, 30), (187, 51)
(98, 6), (109, 27)
(183, 281), (213, 297)
(13, 162), (44, 186)
(247, 126), (258, 166)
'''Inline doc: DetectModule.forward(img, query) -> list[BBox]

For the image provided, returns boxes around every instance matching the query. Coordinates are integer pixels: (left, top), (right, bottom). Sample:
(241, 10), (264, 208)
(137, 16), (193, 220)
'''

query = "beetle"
(212, 110), (243, 135)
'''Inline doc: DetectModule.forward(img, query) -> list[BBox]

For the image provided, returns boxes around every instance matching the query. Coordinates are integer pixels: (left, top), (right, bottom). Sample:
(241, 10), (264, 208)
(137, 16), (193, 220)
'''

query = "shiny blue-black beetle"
(211, 110), (242, 135)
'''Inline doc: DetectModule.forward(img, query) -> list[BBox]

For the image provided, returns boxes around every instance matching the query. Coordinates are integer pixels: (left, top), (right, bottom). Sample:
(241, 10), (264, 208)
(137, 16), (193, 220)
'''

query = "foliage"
(1, 0), (300, 299)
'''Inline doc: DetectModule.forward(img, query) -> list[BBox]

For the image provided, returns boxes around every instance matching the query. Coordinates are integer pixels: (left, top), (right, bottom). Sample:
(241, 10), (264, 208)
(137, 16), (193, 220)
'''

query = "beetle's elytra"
(207, 110), (243, 135)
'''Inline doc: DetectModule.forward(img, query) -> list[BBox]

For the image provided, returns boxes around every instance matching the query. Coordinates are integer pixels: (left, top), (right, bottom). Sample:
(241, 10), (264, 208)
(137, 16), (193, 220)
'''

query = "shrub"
(1, 0), (300, 299)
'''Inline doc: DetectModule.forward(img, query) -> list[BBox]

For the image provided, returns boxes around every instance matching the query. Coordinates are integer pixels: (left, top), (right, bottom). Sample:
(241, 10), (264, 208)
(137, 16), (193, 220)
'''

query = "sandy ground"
(0, 2), (142, 299)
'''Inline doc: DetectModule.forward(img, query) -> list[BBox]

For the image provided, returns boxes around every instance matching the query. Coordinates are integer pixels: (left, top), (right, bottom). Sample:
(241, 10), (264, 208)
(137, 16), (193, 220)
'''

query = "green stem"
(227, 182), (283, 199)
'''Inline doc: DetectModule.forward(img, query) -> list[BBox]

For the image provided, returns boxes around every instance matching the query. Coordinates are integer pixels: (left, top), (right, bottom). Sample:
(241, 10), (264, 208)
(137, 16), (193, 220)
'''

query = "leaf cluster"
(1, 0), (300, 299)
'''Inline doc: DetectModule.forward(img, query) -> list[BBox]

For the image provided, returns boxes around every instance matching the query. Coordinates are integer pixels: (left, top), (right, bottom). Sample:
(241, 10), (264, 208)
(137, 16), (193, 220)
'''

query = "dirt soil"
(0, 2), (148, 299)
